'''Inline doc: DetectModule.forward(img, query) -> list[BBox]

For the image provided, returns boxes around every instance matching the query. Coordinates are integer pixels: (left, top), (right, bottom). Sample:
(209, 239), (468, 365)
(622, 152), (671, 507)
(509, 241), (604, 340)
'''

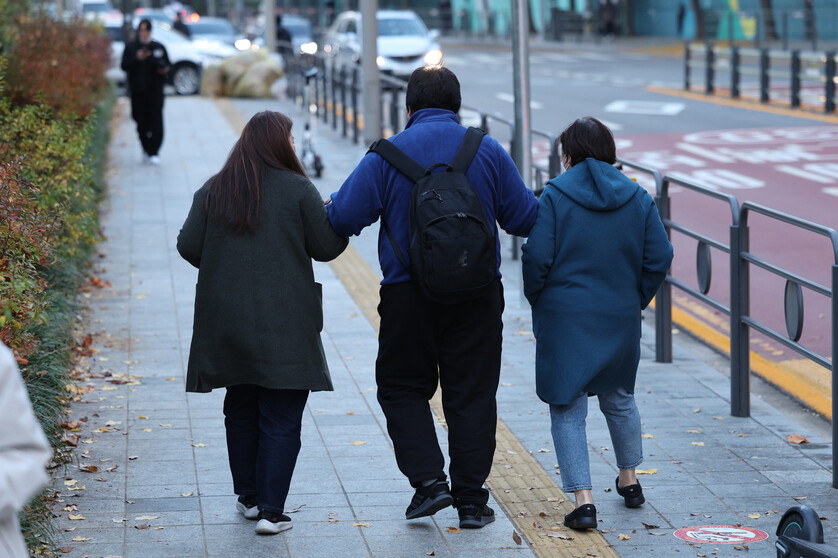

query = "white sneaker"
(255, 513), (292, 535)
(149, 155), (161, 165)
(236, 500), (259, 520)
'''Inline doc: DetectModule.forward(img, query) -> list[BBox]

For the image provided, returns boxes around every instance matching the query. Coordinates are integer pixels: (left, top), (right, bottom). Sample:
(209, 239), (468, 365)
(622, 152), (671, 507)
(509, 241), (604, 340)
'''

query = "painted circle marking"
(673, 525), (769, 544)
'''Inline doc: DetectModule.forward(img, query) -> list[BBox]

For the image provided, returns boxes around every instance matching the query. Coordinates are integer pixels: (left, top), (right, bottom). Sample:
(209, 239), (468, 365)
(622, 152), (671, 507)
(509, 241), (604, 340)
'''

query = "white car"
(322, 10), (442, 78)
(105, 19), (236, 95)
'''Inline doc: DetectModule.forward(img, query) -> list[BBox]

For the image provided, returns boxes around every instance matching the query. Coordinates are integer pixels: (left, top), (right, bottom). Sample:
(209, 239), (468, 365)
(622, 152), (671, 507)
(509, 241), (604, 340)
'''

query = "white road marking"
(776, 164), (835, 184)
(676, 142), (736, 163)
(823, 187), (838, 197)
(598, 119), (623, 131)
(495, 92), (544, 110)
(605, 100), (686, 115)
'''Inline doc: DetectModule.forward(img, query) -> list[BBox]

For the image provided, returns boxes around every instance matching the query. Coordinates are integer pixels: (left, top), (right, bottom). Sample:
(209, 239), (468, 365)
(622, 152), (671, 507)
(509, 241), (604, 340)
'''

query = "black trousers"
(223, 385), (309, 514)
(376, 280), (503, 507)
(130, 93), (164, 156)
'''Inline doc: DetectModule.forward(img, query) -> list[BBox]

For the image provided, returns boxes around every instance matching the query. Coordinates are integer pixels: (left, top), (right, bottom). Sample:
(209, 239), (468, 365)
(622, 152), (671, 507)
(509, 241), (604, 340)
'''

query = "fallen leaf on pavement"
(107, 465), (119, 472)
(165, 377), (177, 381)
(693, 408), (701, 413)
(537, 448), (551, 453)
(128, 456), (138, 460)
(793, 496), (808, 501)
(134, 515), (160, 521)
(618, 534), (631, 541)
(68, 514), (86, 520)
(57, 547), (73, 553)
(642, 434), (654, 439)
(786, 434), (809, 444)
(142, 429), (152, 432)
(426, 552), (435, 556)
(80, 465), (99, 473)
(747, 513), (761, 519)
(286, 505), (306, 513)
(636, 469), (657, 475)
(446, 527), (461, 533)
(138, 415), (148, 419)
(649, 531), (667, 536)
(545, 531), (572, 540)
(642, 523), (660, 529)
(352, 522), (370, 527)
(71, 536), (91, 542)
(134, 524), (150, 530)
(191, 443), (207, 448)
(687, 430), (700, 434)
(64, 479), (78, 487)
(692, 442), (705, 446)
(713, 416), (724, 420)
(351, 441), (367, 446)
(513, 531), (522, 545)
(154, 526), (164, 530)
(180, 492), (194, 497)
(112, 518), (127, 523)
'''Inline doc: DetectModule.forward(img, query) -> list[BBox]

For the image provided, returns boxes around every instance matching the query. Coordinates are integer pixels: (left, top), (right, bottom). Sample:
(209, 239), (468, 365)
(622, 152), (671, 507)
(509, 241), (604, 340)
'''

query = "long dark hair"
(207, 111), (306, 233)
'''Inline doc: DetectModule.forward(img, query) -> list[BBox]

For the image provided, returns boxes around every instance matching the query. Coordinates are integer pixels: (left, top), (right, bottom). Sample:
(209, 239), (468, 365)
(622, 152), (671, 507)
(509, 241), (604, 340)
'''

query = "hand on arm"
(301, 182), (348, 262)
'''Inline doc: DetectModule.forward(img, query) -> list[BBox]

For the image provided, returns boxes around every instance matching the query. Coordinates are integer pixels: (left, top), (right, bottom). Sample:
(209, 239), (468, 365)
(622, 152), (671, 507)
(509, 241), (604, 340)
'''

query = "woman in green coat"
(177, 111), (347, 535)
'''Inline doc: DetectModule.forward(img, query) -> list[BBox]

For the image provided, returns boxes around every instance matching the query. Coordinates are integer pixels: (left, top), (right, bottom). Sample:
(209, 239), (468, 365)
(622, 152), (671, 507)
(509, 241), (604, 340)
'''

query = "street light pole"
(360, 0), (382, 144)
(264, 0), (276, 56)
(511, 0), (532, 186)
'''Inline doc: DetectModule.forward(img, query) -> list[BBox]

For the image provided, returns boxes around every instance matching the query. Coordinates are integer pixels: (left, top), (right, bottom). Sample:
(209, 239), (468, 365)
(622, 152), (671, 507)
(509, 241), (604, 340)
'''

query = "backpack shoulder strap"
(368, 139), (427, 183)
(449, 127), (486, 173)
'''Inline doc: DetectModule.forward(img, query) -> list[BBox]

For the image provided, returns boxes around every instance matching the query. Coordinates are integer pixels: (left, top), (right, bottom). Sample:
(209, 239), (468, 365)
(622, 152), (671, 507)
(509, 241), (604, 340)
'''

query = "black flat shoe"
(563, 504), (597, 530)
(615, 477), (645, 508)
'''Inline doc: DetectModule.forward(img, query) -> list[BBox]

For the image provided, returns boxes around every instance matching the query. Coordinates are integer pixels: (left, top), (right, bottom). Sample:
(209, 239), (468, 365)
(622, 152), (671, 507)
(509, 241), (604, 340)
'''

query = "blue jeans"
(549, 387), (643, 492)
(224, 385), (309, 514)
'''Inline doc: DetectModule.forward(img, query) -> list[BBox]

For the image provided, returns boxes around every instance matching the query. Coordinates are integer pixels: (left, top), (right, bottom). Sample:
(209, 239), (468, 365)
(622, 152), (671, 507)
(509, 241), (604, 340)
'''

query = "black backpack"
(369, 127), (497, 304)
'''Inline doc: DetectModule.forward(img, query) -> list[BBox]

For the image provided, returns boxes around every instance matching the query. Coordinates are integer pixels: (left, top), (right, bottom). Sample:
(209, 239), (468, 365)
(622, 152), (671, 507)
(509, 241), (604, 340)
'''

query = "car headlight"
(376, 56), (386, 67)
(235, 38), (251, 51)
(300, 41), (317, 55)
(423, 49), (443, 66)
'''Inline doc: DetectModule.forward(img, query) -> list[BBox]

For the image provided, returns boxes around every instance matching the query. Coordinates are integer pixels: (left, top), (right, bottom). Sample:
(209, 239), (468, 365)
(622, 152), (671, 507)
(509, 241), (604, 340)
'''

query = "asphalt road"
(442, 40), (836, 364)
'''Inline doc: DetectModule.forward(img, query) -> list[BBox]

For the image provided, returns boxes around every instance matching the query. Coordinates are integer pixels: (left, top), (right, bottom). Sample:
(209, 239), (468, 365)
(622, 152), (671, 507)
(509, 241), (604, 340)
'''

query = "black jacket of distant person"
(121, 39), (170, 98)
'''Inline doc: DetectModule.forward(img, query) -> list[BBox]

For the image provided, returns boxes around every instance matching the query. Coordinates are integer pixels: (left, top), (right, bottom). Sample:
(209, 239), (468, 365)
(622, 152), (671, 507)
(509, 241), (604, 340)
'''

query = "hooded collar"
(404, 108), (460, 129)
(548, 158), (639, 212)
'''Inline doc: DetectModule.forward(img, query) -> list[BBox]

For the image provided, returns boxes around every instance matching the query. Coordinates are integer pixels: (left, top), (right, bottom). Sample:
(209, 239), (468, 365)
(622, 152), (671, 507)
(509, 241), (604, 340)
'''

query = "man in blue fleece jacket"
(327, 66), (537, 529)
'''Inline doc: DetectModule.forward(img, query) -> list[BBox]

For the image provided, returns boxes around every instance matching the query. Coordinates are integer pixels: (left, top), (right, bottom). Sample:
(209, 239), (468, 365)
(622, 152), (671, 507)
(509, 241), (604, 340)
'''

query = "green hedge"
(0, 11), (113, 554)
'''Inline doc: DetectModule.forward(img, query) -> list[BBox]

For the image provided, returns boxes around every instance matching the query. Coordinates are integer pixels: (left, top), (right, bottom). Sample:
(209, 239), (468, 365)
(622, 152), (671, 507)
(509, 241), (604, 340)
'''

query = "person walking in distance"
(121, 19), (170, 165)
(172, 11), (191, 38)
(326, 66), (537, 529)
(521, 117), (673, 530)
(177, 111), (347, 535)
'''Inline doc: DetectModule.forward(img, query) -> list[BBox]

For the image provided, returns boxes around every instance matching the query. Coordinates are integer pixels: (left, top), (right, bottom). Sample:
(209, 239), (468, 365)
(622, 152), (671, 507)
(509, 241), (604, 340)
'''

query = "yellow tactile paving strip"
(216, 97), (617, 557)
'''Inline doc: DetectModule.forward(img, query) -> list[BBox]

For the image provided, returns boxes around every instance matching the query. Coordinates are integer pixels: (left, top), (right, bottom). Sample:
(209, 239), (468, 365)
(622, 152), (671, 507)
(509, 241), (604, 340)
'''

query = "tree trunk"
(690, 0), (705, 40)
(759, 0), (778, 40)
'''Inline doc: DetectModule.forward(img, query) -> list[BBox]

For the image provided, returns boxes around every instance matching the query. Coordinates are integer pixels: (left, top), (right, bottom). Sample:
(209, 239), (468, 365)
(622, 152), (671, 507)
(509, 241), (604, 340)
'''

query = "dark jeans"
(223, 385), (309, 514)
(375, 280), (503, 507)
(130, 93), (164, 156)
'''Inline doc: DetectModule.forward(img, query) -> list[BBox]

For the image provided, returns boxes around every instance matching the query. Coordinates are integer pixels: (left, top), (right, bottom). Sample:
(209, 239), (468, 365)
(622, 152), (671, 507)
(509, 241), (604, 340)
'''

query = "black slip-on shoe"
(458, 504), (495, 529)
(563, 504), (597, 530)
(615, 477), (645, 508)
(405, 481), (453, 520)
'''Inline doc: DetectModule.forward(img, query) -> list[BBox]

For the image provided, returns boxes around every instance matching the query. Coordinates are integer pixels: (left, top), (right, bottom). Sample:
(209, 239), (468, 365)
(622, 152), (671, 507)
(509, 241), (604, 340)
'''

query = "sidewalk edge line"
(645, 86), (838, 124)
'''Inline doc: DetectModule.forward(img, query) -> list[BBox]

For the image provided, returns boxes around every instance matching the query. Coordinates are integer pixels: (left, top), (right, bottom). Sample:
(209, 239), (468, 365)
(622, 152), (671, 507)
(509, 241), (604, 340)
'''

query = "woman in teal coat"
(521, 117), (672, 530)
(177, 111), (347, 535)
